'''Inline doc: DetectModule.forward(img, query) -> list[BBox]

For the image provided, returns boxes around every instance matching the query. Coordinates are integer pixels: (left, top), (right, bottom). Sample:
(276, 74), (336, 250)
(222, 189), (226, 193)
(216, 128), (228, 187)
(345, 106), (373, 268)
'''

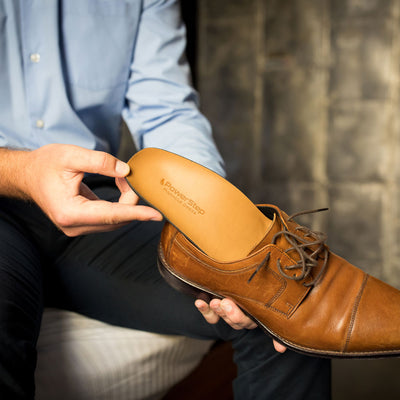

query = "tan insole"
(126, 148), (272, 262)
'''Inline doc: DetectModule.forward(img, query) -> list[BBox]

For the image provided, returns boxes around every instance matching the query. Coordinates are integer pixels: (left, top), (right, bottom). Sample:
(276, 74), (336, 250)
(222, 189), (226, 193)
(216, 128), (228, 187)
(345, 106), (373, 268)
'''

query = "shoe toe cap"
(345, 275), (400, 356)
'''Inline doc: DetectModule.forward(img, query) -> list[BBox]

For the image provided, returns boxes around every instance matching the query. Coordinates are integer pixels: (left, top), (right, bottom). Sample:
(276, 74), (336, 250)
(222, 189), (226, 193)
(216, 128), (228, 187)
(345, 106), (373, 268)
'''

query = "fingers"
(195, 298), (257, 330)
(25, 145), (164, 236)
(212, 298), (257, 330)
(195, 299), (220, 324)
(195, 298), (288, 353)
(55, 196), (163, 236)
(115, 177), (141, 205)
(59, 145), (130, 178)
(79, 182), (100, 201)
(273, 340), (287, 353)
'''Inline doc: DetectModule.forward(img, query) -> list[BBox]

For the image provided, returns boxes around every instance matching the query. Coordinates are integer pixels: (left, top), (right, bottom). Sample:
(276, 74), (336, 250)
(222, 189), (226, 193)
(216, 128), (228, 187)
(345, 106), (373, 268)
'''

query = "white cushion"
(35, 308), (213, 400)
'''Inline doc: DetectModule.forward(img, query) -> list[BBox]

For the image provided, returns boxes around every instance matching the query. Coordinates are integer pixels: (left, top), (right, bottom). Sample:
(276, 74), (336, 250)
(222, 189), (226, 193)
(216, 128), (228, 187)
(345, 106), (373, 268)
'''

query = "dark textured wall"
(197, 0), (400, 289)
(196, 1), (400, 398)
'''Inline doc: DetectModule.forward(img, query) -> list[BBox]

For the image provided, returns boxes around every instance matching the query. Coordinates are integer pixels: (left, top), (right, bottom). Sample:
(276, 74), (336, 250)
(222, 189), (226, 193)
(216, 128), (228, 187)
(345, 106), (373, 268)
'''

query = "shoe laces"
(247, 208), (329, 287)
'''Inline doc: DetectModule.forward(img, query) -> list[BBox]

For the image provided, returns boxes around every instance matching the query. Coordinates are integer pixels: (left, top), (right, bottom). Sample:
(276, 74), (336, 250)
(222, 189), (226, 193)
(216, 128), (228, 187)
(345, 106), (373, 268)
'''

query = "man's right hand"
(0, 144), (162, 236)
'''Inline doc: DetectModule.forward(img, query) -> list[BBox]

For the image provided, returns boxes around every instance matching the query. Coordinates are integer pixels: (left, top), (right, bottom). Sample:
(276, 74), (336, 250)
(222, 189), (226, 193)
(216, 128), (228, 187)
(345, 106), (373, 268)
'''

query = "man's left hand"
(195, 298), (287, 353)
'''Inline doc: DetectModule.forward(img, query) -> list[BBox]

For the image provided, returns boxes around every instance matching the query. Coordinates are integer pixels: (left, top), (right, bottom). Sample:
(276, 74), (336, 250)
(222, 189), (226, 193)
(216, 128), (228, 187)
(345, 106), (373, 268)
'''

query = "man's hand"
(195, 298), (287, 353)
(19, 144), (162, 236)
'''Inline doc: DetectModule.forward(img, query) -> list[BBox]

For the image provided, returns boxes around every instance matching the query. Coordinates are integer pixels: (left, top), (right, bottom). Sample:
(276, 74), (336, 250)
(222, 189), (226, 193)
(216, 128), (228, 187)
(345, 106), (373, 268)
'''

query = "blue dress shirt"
(0, 0), (225, 175)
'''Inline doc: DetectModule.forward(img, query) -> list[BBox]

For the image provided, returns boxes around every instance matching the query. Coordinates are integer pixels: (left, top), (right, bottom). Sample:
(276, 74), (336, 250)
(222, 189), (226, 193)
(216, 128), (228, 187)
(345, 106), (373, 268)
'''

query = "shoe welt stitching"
(343, 273), (369, 353)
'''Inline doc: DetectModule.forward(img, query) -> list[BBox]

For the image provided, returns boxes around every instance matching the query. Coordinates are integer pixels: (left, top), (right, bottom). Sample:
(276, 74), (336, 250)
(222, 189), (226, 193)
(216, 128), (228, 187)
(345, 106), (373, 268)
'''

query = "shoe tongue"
(248, 210), (284, 254)
(248, 206), (320, 269)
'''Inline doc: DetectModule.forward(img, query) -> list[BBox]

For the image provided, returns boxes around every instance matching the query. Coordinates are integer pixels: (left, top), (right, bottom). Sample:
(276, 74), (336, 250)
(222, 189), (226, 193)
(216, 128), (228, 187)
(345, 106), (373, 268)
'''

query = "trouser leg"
(231, 328), (331, 399)
(0, 201), (44, 399)
(47, 179), (331, 400)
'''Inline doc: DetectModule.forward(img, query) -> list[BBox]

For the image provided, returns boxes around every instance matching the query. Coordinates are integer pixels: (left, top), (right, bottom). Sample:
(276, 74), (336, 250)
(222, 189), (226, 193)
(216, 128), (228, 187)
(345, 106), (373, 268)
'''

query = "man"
(0, 0), (330, 398)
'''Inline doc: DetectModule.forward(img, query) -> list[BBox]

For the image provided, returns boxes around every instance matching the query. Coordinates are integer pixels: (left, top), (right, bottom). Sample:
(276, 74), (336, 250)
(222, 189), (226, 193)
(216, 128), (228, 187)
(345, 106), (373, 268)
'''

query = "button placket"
(29, 52), (45, 129)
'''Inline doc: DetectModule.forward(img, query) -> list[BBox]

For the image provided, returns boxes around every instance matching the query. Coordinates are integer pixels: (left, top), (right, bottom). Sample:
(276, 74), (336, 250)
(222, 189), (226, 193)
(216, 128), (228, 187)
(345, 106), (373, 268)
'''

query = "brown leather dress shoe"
(158, 206), (400, 358)
(127, 148), (400, 358)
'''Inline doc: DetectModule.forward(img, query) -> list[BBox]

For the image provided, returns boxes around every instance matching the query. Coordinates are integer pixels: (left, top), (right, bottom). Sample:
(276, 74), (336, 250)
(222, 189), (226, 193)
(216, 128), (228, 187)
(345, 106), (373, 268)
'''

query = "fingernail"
(222, 303), (232, 313)
(195, 300), (205, 311)
(116, 161), (130, 176)
(150, 213), (163, 221)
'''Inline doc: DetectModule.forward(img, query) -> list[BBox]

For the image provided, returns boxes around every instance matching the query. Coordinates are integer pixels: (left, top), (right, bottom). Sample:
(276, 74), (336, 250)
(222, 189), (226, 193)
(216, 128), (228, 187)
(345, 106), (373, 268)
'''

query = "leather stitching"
(343, 273), (369, 353)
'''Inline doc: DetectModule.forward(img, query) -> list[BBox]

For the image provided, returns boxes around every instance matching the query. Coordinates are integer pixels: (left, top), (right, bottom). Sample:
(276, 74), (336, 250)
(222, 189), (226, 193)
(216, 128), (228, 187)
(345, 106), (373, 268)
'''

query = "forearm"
(0, 147), (32, 200)
(123, 0), (225, 177)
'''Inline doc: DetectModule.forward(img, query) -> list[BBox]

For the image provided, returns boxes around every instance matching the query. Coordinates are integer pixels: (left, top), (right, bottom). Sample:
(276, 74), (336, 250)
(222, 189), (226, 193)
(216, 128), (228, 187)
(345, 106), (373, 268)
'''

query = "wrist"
(0, 148), (34, 200)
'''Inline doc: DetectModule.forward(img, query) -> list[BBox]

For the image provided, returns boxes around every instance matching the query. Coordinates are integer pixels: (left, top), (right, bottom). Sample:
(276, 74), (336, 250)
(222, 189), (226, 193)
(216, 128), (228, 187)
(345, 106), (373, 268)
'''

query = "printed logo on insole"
(160, 178), (205, 215)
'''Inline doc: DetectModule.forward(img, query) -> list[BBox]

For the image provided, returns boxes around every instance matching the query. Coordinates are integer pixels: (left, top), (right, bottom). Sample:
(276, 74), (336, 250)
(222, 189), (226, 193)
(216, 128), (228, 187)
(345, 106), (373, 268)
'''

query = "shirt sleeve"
(121, 0), (225, 176)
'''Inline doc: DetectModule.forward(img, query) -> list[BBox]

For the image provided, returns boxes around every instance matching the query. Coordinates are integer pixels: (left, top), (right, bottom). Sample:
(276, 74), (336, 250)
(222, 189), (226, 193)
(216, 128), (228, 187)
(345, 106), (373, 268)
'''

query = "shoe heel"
(157, 256), (212, 303)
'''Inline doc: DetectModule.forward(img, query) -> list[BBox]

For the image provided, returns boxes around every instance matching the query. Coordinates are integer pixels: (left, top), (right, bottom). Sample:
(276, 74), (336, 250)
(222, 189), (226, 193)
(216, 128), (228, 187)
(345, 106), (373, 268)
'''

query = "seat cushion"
(35, 308), (214, 400)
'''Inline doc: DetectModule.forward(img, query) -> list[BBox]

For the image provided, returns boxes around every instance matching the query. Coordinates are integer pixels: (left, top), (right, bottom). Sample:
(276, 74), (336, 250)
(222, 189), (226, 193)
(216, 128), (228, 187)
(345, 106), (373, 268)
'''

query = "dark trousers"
(0, 178), (331, 399)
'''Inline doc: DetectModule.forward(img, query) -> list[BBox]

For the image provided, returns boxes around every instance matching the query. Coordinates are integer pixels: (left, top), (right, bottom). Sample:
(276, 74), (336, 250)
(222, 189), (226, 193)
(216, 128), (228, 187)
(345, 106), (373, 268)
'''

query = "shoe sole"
(126, 148), (271, 262)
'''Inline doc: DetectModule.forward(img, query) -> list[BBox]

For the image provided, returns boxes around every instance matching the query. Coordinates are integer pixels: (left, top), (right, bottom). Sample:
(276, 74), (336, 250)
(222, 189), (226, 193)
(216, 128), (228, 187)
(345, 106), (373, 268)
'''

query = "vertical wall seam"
(250, 0), (266, 199)
(314, 0), (332, 232)
(382, 1), (400, 282)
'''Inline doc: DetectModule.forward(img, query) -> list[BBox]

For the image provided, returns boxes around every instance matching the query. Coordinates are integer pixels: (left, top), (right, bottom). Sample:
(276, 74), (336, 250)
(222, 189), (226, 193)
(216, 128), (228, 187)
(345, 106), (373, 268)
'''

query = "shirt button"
(30, 53), (41, 63)
(36, 119), (45, 129)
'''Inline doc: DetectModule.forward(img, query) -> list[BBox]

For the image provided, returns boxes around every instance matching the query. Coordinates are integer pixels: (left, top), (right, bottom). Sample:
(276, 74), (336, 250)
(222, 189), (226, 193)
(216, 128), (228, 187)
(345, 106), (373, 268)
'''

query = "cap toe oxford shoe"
(157, 205), (400, 358)
(126, 148), (400, 358)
